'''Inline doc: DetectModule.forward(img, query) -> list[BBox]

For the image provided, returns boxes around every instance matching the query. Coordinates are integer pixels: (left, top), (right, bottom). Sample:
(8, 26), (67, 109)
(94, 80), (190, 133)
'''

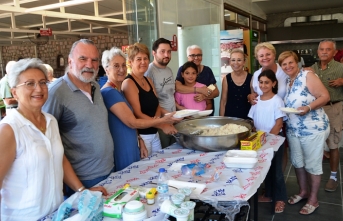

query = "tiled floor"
(251, 147), (343, 221)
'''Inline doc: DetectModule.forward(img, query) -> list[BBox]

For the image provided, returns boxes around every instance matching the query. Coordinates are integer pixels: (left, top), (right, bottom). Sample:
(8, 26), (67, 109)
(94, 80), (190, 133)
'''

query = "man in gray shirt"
(43, 39), (114, 195)
(145, 38), (177, 148)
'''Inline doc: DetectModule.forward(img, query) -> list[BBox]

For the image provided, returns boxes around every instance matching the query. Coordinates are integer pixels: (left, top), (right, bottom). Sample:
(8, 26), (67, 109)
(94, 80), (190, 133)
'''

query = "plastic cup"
(171, 193), (185, 207)
(180, 201), (196, 221)
(160, 199), (178, 216)
(178, 188), (193, 201)
(173, 208), (190, 221)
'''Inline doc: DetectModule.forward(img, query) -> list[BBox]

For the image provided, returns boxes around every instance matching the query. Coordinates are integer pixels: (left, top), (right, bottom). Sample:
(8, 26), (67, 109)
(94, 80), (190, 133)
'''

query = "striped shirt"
(312, 59), (343, 102)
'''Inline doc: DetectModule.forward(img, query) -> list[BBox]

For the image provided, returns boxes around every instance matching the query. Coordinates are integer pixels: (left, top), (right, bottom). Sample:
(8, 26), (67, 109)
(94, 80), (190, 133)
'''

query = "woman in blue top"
(101, 47), (177, 171)
(278, 51), (330, 215)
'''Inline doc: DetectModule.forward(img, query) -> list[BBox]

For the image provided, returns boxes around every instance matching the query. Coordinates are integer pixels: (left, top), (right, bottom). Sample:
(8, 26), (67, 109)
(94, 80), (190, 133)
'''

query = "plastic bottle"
(157, 168), (169, 206)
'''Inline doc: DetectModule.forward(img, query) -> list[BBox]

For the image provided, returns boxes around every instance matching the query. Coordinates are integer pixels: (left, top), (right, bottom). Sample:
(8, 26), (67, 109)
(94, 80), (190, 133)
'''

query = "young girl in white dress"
(248, 69), (287, 213)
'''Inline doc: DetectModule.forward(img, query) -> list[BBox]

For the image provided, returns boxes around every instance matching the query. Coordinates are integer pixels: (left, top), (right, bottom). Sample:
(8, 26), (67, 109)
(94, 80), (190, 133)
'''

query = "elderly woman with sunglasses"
(175, 45), (219, 115)
(101, 47), (177, 171)
(0, 58), (105, 221)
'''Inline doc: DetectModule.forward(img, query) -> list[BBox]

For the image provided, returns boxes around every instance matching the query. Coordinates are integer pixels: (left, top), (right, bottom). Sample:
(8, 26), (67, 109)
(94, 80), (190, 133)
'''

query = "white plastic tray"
(173, 109), (199, 118)
(225, 150), (257, 158)
(192, 110), (213, 118)
(223, 157), (258, 169)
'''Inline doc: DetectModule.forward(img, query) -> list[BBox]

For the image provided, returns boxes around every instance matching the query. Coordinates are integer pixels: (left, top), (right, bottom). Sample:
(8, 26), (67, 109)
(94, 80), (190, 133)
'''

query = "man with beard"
(312, 39), (343, 192)
(145, 38), (177, 148)
(43, 39), (114, 196)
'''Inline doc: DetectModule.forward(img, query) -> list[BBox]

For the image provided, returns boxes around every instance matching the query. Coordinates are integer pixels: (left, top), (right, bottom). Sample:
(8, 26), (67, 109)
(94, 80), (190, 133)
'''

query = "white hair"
(8, 58), (48, 88)
(186, 45), (202, 56)
(43, 64), (54, 77)
(5, 60), (16, 75)
(101, 47), (127, 68)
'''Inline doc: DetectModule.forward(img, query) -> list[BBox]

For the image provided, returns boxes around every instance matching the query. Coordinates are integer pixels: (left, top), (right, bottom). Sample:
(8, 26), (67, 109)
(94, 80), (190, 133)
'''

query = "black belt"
(6, 106), (17, 109)
(326, 101), (341, 106)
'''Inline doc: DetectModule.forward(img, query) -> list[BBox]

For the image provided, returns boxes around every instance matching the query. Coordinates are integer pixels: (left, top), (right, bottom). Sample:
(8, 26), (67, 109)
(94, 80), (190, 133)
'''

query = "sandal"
(275, 201), (285, 213)
(258, 194), (272, 203)
(299, 203), (319, 215)
(288, 194), (307, 205)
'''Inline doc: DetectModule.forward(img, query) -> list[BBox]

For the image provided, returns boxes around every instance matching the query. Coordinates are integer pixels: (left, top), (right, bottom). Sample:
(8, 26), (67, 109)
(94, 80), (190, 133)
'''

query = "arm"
(138, 136), (148, 158)
(3, 98), (17, 106)
(62, 155), (108, 195)
(109, 102), (177, 129)
(219, 76), (228, 116)
(297, 71), (330, 115)
(247, 77), (258, 104)
(269, 118), (284, 135)
(0, 124), (16, 199)
(205, 98), (213, 110)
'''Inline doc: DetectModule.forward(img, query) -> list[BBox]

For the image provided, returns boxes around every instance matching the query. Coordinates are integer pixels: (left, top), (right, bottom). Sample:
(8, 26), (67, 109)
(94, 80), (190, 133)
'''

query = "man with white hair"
(43, 64), (57, 82)
(0, 60), (18, 115)
(43, 39), (114, 196)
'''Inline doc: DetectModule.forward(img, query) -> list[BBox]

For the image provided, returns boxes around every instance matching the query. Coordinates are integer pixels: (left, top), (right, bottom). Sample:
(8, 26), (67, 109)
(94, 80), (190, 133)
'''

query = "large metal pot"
(173, 117), (252, 152)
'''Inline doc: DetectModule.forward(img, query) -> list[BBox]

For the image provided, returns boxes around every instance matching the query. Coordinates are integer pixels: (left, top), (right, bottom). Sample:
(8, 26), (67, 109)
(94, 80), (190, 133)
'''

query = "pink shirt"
(175, 82), (207, 110)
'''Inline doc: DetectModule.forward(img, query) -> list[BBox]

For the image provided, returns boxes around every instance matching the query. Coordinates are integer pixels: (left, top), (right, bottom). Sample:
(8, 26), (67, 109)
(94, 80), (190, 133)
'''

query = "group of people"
(1, 37), (343, 220)
(226, 40), (342, 215)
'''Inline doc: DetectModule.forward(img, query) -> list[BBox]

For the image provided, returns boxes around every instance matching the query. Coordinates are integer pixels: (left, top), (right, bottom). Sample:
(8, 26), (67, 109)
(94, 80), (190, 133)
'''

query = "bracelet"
(77, 186), (86, 192)
(138, 136), (143, 140)
(307, 105), (311, 111)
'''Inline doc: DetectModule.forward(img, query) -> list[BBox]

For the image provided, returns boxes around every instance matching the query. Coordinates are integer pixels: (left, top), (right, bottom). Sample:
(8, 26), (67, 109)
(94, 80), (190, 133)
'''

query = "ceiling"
(1, 0), (343, 46)
(252, 0), (343, 15)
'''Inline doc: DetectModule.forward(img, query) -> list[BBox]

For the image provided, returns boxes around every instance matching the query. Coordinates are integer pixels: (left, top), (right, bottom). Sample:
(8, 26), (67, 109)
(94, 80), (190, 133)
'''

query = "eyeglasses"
(15, 80), (49, 90)
(188, 54), (203, 58)
(111, 64), (127, 70)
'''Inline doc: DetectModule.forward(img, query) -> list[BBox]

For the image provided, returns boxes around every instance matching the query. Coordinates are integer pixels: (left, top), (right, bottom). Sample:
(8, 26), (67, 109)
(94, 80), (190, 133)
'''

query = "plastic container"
(173, 208), (190, 221)
(178, 188), (192, 201)
(122, 201), (147, 221)
(157, 168), (169, 206)
(160, 199), (178, 216)
(180, 201), (196, 221)
(171, 193), (185, 207)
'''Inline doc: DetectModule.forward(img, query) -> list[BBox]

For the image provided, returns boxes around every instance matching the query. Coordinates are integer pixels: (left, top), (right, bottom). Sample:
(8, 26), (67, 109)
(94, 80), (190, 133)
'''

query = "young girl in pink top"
(174, 61), (212, 110)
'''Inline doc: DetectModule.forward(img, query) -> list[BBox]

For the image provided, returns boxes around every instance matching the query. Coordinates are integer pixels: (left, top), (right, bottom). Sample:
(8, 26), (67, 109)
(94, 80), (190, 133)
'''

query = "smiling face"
(187, 48), (203, 66)
(258, 76), (276, 94)
(280, 55), (299, 78)
(230, 52), (245, 72)
(68, 43), (99, 83)
(181, 66), (198, 86)
(256, 47), (276, 68)
(153, 43), (172, 67)
(318, 41), (337, 63)
(129, 52), (149, 75)
(12, 68), (48, 110)
(105, 55), (127, 84)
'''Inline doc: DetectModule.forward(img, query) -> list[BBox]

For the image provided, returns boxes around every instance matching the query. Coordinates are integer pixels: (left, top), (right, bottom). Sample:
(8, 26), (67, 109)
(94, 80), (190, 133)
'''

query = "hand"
(161, 111), (182, 124)
(197, 86), (210, 96)
(247, 93), (258, 105)
(89, 186), (108, 195)
(329, 78), (343, 87)
(297, 106), (311, 116)
(194, 94), (205, 102)
(139, 141), (148, 159)
(160, 124), (177, 135)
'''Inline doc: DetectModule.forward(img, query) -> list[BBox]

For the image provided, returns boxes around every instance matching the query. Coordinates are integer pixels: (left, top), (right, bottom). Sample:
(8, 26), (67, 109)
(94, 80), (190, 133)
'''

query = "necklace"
(107, 80), (118, 90)
(17, 109), (46, 134)
(132, 74), (145, 87)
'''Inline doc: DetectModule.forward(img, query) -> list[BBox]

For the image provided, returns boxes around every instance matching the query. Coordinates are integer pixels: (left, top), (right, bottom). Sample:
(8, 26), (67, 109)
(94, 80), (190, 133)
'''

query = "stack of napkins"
(222, 150), (258, 169)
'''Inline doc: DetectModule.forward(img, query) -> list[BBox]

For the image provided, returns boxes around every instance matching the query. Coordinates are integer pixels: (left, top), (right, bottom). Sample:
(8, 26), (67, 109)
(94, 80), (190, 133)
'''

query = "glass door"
(177, 24), (221, 115)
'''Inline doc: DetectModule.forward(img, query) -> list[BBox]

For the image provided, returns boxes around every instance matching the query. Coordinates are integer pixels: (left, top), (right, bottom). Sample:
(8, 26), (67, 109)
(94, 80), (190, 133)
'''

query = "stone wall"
(1, 34), (129, 77)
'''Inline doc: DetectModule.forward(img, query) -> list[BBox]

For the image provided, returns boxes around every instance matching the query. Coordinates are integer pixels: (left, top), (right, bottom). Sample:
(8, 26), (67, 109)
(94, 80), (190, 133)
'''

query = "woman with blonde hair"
(122, 43), (177, 156)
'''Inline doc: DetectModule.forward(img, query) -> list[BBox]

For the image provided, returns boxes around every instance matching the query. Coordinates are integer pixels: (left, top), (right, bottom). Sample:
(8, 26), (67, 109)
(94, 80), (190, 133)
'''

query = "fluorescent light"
(163, 21), (174, 25)
(25, 0), (102, 13)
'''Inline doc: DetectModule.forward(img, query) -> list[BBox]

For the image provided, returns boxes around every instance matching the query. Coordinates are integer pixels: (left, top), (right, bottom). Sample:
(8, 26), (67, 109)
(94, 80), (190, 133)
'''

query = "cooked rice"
(201, 123), (249, 136)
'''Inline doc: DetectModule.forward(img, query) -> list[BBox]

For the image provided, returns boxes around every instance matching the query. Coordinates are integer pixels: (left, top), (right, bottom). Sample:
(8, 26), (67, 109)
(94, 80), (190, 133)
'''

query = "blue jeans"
(264, 134), (287, 201)
(64, 167), (114, 197)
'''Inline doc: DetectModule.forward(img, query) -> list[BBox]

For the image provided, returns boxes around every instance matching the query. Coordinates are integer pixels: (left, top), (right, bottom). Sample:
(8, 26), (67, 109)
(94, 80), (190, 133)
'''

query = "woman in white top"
(0, 58), (106, 221)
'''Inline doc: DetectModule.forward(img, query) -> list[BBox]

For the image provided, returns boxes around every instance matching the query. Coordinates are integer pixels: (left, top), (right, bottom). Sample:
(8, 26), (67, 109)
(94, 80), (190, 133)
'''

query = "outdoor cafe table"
(40, 133), (285, 221)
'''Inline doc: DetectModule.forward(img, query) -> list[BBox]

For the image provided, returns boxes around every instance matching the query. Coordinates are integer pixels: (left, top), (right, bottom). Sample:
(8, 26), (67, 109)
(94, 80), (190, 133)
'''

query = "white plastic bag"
(53, 190), (103, 221)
